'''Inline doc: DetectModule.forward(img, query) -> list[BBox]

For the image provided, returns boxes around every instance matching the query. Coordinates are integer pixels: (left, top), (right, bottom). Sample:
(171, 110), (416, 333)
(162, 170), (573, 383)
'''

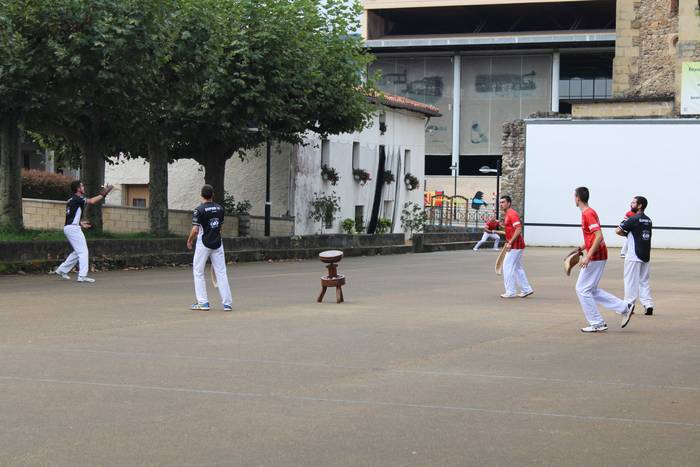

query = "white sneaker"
(621, 303), (635, 328)
(518, 290), (534, 298)
(77, 276), (95, 283)
(581, 323), (608, 332)
(53, 270), (70, 280)
(500, 293), (517, 299)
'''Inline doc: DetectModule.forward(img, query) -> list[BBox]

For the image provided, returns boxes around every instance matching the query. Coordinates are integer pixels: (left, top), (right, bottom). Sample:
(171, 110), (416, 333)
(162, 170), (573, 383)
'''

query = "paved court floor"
(1, 248), (699, 466)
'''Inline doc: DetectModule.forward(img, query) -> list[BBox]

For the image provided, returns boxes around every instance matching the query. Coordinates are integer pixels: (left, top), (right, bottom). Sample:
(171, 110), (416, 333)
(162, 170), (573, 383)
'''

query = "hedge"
(21, 169), (73, 201)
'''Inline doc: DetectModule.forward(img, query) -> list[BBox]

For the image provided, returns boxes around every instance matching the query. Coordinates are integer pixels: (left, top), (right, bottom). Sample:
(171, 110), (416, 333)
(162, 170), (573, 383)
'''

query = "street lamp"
(479, 159), (501, 219)
(449, 163), (458, 220)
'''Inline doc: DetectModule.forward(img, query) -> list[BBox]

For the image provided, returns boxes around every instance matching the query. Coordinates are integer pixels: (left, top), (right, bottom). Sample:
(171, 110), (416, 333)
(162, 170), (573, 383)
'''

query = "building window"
(425, 155), (452, 175)
(383, 200), (394, 221)
(125, 184), (149, 208)
(321, 139), (330, 166)
(404, 149), (411, 175)
(355, 205), (364, 232)
(352, 142), (360, 170)
(370, 56), (453, 156)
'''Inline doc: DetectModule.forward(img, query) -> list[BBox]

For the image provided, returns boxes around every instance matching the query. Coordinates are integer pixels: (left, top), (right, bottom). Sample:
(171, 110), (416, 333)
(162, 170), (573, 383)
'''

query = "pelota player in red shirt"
(498, 195), (534, 298)
(473, 217), (501, 251)
(573, 187), (634, 332)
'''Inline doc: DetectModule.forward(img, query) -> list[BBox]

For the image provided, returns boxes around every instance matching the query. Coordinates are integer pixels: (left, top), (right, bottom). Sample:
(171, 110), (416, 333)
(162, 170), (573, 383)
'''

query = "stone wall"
(613, 0), (679, 99)
(499, 120), (526, 217)
(19, 199), (298, 238)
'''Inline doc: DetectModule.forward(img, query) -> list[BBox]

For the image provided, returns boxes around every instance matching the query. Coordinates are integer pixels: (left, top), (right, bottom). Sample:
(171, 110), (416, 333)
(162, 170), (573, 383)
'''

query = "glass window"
(352, 142), (359, 170)
(370, 56), (453, 155)
(321, 139), (330, 166)
(461, 55), (552, 155)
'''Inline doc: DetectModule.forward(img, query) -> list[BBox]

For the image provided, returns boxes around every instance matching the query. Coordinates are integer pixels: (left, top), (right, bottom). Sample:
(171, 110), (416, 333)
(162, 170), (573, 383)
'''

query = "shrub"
(21, 169), (73, 201)
(376, 217), (392, 234)
(341, 218), (355, 234)
(221, 192), (251, 216)
(309, 192), (341, 232)
(400, 202), (427, 235)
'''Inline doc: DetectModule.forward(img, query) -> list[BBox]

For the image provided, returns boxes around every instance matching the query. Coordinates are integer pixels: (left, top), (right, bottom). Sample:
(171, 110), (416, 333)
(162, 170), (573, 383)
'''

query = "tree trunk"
(147, 138), (169, 236)
(201, 151), (228, 205)
(0, 115), (23, 232)
(79, 140), (106, 232)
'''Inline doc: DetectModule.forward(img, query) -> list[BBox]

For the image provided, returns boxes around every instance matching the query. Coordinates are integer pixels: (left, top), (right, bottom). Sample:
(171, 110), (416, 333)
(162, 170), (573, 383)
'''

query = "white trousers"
(620, 236), (629, 255)
(624, 260), (653, 308)
(576, 260), (627, 326)
(56, 225), (89, 277)
(503, 249), (533, 295)
(474, 232), (500, 250)
(193, 240), (232, 306)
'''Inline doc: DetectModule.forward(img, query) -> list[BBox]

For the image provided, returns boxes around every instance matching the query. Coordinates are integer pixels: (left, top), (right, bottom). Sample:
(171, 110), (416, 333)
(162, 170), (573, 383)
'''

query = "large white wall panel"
(523, 120), (700, 249)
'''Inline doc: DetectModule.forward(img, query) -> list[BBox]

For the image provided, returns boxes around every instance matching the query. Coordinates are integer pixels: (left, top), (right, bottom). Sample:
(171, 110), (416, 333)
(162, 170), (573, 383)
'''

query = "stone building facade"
(612, 0), (700, 112)
(502, 0), (700, 218)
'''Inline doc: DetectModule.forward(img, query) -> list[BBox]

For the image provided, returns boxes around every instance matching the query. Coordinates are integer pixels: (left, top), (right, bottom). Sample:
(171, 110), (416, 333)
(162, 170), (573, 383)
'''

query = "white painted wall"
(524, 119), (700, 249)
(294, 109), (427, 235)
(105, 106), (428, 235)
(105, 157), (203, 210)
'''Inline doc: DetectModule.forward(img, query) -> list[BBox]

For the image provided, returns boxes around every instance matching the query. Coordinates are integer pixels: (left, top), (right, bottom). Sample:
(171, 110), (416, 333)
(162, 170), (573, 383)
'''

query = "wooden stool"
(317, 250), (345, 303)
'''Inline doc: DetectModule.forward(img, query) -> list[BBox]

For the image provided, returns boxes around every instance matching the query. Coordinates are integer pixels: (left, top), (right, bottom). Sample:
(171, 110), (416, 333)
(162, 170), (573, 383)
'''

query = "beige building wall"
(20, 199), (260, 237)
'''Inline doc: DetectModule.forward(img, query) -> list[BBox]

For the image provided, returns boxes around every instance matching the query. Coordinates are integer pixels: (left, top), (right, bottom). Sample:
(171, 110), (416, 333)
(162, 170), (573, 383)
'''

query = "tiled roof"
(368, 92), (441, 117)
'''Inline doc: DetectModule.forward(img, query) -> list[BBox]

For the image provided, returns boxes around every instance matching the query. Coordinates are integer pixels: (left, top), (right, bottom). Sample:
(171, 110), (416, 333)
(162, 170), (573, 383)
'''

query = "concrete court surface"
(0, 247), (699, 467)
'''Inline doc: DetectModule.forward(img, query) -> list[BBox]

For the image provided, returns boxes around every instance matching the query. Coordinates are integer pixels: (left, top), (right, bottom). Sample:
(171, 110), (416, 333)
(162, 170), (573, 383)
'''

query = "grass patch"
(0, 228), (180, 242)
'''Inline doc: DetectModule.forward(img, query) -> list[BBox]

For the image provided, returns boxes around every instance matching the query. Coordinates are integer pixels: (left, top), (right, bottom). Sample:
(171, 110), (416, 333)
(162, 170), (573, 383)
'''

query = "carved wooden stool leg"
(335, 286), (342, 303)
(317, 286), (327, 303)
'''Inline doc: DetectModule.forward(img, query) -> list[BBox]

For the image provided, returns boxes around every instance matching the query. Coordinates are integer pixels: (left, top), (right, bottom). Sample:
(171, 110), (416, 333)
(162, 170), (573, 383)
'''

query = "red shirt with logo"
(581, 207), (607, 261)
(504, 209), (525, 249)
(486, 219), (500, 231)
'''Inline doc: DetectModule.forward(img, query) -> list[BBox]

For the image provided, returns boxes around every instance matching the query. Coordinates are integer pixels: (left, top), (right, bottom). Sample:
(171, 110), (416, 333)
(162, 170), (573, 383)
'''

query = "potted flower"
(353, 168), (371, 185)
(309, 192), (341, 233)
(321, 164), (340, 185)
(383, 170), (395, 185)
(221, 193), (252, 237)
(404, 173), (420, 191)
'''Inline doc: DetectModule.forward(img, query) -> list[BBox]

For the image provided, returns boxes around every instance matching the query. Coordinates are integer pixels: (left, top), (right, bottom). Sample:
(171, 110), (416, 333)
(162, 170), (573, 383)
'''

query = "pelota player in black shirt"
(53, 180), (113, 282)
(186, 184), (233, 311)
(616, 196), (654, 315)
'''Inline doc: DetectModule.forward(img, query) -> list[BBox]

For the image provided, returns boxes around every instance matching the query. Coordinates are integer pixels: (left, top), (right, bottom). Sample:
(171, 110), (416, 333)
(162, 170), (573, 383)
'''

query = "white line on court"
(0, 374), (698, 429)
(2, 346), (699, 392)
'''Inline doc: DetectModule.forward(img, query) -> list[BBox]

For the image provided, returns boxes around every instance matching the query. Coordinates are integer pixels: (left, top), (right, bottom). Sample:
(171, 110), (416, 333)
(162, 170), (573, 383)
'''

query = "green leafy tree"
(2, 0), (178, 231)
(172, 0), (376, 202)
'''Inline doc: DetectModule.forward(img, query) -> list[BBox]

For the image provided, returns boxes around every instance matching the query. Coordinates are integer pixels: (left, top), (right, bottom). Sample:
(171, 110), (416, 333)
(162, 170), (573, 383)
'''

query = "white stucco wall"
(105, 106), (428, 236)
(105, 157), (204, 210)
(294, 108), (427, 235)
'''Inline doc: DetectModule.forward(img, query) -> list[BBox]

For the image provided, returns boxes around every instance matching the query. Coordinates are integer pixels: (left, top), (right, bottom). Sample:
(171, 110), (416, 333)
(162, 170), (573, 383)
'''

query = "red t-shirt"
(581, 207), (607, 261)
(486, 219), (499, 231)
(504, 209), (525, 249)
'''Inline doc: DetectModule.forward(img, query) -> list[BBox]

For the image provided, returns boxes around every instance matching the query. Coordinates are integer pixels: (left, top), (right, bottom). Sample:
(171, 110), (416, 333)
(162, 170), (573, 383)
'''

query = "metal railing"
(425, 195), (497, 229)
